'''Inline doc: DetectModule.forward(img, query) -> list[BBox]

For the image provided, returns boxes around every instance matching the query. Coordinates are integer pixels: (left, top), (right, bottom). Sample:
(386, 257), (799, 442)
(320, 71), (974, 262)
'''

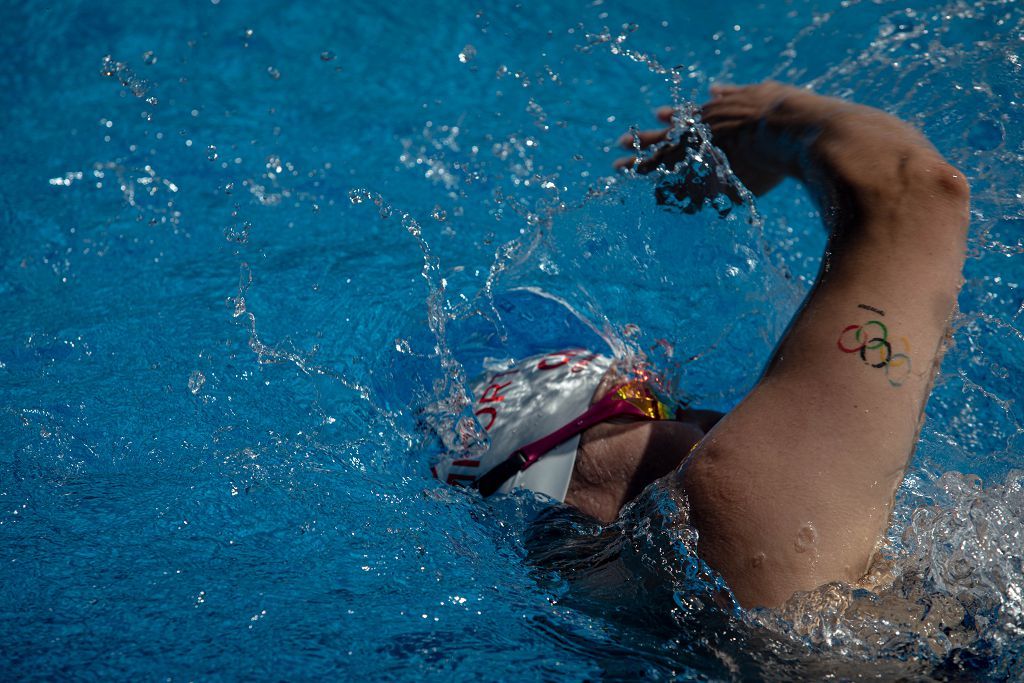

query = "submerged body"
(438, 82), (970, 609)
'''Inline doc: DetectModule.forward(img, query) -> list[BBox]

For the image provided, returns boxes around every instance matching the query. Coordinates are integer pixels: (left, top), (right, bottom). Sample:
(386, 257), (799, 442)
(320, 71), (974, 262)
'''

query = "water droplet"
(401, 214), (420, 236)
(458, 44), (477, 63)
(188, 370), (206, 395)
(224, 220), (252, 244)
(207, 145), (218, 161)
(100, 55), (116, 77)
(794, 523), (818, 553)
(145, 96), (158, 105)
(142, 50), (157, 65)
(267, 66), (281, 80)
(538, 257), (560, 275)
(320, 50), (335, 61)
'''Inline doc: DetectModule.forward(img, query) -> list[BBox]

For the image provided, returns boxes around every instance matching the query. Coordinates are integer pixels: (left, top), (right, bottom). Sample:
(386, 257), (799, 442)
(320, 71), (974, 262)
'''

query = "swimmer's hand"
(615, 85), (790, 197)
(613, 105), (688, 175)
(613, 96), (741, 214)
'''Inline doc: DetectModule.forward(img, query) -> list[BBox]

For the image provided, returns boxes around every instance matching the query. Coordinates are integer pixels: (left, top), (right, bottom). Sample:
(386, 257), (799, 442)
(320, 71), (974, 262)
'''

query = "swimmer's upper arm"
(676, 158), (970, 607)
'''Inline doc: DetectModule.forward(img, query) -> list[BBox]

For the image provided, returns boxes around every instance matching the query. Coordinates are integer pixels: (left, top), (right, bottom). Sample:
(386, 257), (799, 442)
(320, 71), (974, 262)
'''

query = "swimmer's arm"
(676, 140), (969, 607)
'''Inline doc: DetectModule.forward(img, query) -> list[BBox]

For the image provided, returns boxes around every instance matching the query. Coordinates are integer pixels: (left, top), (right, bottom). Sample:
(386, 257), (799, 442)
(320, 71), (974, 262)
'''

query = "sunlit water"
(2, 0), (1023, 679)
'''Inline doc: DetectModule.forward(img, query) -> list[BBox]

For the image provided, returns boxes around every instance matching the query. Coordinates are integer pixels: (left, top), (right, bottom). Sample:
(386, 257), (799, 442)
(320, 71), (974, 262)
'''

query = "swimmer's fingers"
(613, 155), (637, 170)
(700, 106), (761, 137)
(710, 83), (742, 98)
(656, 106), (676, 123)
(700, 99), (759, 123)
(635, 144), (687, 174)
(703, 119), (747, 139)
(617, 128), (670, 150)
(613, 145), (684, 174)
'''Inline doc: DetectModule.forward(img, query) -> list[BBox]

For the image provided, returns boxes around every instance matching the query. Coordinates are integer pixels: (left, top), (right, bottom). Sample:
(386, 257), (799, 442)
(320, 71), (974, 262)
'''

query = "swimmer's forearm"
(797, 108), (968, 241)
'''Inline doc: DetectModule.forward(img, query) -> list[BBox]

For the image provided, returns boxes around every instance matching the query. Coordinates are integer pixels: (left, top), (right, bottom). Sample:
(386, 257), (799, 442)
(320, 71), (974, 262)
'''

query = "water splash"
(229, 262), (371, 403)
(99, 55), (151, 98)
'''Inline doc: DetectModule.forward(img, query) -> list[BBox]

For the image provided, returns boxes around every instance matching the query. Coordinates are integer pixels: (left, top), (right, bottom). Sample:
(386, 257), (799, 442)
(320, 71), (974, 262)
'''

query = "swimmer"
(435, 82), (970, 609)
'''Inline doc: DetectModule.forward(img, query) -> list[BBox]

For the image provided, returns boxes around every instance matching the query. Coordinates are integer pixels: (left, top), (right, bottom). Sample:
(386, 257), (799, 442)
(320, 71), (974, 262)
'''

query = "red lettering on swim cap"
(537, 349), (580, 370)
(479, 379), (512, 403)
(475, 407), (497, 431)
(570, 354), (598, 373)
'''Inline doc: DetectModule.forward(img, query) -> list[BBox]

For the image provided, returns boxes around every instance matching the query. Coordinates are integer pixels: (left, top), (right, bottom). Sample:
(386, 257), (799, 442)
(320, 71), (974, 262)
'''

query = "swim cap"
(433, 349), (612, 502)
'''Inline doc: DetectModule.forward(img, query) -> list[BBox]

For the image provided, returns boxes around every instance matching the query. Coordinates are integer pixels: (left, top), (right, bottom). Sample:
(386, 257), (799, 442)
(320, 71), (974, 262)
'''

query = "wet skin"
(566, 82), (970, 608)
(566, 366), (719, 525)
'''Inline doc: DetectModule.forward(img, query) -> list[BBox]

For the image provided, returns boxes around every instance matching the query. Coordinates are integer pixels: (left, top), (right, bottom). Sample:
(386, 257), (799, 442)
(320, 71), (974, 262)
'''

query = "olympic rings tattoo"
(837, 319), (912, 387)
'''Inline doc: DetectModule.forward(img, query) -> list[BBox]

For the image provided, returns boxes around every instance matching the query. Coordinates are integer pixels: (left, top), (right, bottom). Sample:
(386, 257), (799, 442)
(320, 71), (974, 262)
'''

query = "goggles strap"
(473, 389), (651, 497)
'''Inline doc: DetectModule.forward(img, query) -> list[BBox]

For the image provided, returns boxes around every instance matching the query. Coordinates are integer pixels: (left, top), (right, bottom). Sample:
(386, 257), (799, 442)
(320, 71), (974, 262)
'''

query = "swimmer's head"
(432, 349), (613, 501)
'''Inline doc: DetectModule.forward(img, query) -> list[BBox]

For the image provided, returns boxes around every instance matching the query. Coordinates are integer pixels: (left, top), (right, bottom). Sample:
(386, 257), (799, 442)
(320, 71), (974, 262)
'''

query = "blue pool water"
(3, 0), (1024, 679)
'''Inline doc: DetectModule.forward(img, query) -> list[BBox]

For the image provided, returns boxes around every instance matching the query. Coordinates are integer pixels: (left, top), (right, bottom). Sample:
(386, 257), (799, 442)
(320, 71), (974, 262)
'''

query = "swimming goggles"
(473, 380), (675, 497)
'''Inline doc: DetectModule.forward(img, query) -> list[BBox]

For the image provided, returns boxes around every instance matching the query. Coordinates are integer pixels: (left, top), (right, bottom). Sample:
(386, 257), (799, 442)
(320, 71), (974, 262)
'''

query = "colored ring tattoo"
(837, 324), (865, 352)
(860, 338), (891, 368)
(860, 320), (888, 350)
(837, 319), (910, 387)
(885, 353), (912, 386)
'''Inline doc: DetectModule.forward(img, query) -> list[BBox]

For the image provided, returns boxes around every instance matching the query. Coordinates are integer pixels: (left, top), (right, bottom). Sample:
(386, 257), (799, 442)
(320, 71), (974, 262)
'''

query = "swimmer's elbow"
(933, 162), (970, 204)
(863, 154), (971, 247)
(910, 157), (971, 216)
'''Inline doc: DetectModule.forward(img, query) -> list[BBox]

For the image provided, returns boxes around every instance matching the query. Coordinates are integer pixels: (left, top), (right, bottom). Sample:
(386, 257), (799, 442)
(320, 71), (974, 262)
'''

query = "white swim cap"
(433, 349), (612, 502)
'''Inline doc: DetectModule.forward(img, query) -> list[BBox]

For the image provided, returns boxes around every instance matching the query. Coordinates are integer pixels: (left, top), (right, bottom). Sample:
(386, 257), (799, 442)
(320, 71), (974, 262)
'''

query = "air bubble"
(320, 50), (335, 61)
(207, 145), (218, 161)
(431, 205), (447, 222)
(142, 51), (157, 65)
(267, 66), (281, 80)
